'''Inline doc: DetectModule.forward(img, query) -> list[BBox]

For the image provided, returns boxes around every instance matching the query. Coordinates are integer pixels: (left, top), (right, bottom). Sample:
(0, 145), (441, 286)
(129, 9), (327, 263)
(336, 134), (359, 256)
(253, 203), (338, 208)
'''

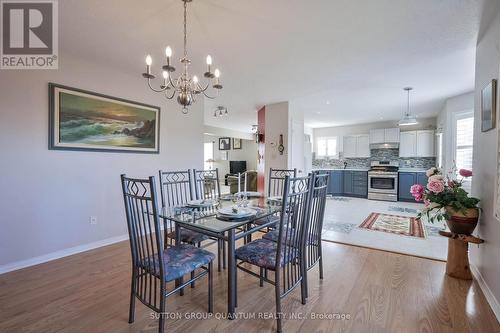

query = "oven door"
(368, 174), (398, 194)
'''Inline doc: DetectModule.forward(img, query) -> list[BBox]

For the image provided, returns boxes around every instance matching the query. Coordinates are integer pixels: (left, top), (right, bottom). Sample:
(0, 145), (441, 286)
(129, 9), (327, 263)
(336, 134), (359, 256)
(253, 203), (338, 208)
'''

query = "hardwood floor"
(0, 240), (498, 333)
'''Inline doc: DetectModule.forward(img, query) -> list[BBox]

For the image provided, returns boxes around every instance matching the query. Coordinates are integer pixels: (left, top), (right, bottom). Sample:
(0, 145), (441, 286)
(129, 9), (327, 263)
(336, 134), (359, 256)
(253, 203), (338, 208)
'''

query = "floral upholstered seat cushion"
(262, 228), (320, 245)
(166, 228), (209, 244)
(141, 244), (215, 282)
(235, 239), (298, 269)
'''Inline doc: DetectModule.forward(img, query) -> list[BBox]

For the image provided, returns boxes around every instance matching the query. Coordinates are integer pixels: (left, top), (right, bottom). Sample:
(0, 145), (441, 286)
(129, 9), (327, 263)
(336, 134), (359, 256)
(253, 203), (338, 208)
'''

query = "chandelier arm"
(147, 78), (169, 93)
(168, 75), (178, 90)
(202, 90), (217, 99)
(164, 89), (175, 100)
(197, 82), (210, 93)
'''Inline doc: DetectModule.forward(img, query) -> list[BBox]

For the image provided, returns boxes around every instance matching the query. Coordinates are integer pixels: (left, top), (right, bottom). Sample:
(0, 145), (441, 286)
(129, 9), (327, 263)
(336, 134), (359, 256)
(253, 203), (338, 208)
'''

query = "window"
(453, 112), (474, 191)
(317, 137), (337, 158)
(204, 142), (214, 170)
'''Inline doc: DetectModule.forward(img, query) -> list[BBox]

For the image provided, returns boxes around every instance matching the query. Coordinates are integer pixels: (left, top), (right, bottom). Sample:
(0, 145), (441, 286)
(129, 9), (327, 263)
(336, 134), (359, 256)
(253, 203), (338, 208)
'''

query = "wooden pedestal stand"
(439, 230), (484, 280)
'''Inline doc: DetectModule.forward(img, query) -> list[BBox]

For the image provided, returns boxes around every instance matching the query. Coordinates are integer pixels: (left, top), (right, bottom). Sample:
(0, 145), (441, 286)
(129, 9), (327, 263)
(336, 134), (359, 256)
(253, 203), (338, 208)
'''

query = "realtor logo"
(1, 0), (58, 69)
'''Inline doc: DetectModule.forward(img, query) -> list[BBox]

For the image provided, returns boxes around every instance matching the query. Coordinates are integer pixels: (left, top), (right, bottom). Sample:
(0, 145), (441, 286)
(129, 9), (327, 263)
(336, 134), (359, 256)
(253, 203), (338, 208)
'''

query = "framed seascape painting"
(481, 79), (497, 132)
(49, 83), (160, 153)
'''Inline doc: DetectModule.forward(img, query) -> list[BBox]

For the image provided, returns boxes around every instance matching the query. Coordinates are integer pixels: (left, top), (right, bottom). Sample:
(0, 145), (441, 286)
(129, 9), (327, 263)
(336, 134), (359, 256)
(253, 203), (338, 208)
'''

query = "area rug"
(359, 212), (426, 238)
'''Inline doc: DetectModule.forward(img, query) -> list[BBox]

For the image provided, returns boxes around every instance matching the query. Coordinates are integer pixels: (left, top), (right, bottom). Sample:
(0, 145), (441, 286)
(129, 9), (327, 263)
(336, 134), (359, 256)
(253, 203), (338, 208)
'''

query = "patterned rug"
(359, 212), (426, 238)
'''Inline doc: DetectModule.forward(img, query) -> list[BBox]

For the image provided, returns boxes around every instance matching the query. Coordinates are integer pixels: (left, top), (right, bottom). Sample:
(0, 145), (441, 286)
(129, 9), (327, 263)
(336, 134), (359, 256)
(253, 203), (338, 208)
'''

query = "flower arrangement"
(410, 167), (480, 223)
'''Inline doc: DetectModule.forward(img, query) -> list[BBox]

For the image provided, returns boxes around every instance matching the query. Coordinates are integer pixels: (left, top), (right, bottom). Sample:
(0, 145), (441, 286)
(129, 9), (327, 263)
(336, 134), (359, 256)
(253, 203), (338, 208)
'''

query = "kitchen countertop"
(312, 168), (370, 172)
(398, 168), (428, 173)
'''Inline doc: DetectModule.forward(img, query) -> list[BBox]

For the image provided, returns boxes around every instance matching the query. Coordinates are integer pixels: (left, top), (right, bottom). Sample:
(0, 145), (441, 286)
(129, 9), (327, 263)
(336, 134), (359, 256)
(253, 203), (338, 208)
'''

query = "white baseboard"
(471, 264), (500, 322)
(0, 234), (129, 275)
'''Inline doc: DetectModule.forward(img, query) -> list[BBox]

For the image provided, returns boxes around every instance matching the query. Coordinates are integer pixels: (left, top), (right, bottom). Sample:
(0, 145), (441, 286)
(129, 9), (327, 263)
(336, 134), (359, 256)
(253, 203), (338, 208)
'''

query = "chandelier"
(398, 87), (418, 126)
(142, 0), (223, 113)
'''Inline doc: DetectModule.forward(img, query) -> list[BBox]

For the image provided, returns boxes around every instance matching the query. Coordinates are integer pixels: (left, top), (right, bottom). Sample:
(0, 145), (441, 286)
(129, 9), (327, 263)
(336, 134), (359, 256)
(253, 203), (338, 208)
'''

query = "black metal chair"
(192, 168), (226, 271)
(235, 174), (313, 332)
(263, 172), (329, 298)
(193, 168), (221, 200)
(254, 168), (298, 228)
(121, 174), (214, 333)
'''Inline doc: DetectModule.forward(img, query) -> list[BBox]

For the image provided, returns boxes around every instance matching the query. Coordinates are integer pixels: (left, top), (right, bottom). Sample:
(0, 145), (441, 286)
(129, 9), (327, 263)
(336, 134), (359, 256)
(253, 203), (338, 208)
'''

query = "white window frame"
(451, 110), (474, 190)
(204, 141), (214, 170)
(316, 136), (338, 159)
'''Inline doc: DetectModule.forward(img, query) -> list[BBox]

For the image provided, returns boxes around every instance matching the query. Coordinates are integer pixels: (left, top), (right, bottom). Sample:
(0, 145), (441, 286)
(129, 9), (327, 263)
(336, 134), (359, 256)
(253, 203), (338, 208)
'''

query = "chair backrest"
(193, 168), (221, 200)
(268, 168), (297, 197)
(120, 174), (164, 312)
(275, 174), (313, 297)
(306, 172), (329, 269)
(158, 170), (193, 208)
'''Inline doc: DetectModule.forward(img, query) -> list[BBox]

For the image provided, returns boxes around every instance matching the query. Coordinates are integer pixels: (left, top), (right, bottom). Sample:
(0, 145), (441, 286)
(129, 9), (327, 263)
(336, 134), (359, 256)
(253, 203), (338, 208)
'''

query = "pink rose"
(427, 179), (445, 193)
(459, 169), (473, 177)
(413, 193), (424, 202)
(410, 184), (424, 195)
(428, 174), (444, 182)
(424, 199), (431, 207)
(426, 167), (437, 177)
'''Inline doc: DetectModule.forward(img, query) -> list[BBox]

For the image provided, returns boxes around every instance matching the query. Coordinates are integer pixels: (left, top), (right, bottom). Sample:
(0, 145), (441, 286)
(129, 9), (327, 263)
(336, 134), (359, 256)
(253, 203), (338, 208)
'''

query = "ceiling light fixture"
(398, 87), (418, 126)
(142, 0), (223, 114)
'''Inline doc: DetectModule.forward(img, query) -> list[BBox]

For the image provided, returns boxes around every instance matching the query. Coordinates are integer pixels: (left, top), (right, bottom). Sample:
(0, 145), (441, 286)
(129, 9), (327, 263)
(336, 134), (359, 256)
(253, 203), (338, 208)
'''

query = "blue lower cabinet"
(399, 172), (418, 201)
(417, 173), (428, 187)
(330, 171), (343, 195)
(343, 171), (353, 195)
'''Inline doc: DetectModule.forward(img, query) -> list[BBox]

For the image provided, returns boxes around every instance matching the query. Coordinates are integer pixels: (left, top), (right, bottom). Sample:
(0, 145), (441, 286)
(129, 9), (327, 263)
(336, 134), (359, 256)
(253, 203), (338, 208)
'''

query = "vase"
(445, 206), (479, 235)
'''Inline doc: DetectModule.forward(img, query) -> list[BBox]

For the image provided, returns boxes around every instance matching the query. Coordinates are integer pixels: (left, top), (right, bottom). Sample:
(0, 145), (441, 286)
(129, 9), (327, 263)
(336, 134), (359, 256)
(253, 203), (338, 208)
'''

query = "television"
(230, 160), (247, 174)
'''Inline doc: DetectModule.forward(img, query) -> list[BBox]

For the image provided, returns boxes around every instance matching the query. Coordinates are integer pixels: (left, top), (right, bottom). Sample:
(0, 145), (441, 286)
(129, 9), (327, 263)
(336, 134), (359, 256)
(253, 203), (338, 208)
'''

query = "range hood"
(370, 142), (399, 149)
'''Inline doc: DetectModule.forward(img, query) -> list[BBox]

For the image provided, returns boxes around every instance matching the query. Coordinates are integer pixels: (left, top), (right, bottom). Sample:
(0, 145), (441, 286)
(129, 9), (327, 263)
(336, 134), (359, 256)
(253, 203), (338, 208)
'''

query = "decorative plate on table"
(235, 191), (263, 198)
(217, 207), (256, 219)
(186, 199), (218, 208)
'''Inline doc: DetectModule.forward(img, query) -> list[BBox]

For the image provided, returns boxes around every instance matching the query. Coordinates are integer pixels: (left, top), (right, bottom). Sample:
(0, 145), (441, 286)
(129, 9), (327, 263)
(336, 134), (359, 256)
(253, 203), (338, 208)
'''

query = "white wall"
(312, 118), (437, 153)
(436, 92), (474, 173)
(204, 134), (257, 178)
(264, 102), (289, 170)
(0, 51), (204, 270)
(470, 4), (500, 318)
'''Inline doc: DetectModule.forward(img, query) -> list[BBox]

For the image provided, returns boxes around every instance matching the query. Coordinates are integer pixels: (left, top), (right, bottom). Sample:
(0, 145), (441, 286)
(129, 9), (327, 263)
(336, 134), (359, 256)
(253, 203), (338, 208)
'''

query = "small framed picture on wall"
(481, 79), (497, 132)
(219, 137), (230, 150)
(233, 138), (242, 149)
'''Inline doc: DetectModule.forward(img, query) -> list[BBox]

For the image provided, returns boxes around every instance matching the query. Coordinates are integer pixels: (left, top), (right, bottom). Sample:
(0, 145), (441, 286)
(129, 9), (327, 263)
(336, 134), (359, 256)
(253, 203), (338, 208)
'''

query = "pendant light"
(398, 87), (418, 126)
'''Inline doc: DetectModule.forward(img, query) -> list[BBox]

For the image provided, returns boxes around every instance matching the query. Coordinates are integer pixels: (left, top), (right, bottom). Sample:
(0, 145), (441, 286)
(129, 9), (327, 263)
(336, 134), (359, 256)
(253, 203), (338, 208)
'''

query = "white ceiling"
(60, 0), (484, 132)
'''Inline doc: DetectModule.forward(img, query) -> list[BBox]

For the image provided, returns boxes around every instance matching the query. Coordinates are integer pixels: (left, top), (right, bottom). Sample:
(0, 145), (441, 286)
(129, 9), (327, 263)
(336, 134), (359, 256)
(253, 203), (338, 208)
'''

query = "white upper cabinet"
(369, 129), (385, 144)
(343, 134), (370, 158)
(384, 128), (400, 143)
(356, 134), (370, 157)
(369, 128), (400, 144)
(399, 130), (435, 157)
(343, 136), (357, 158)
(399, 131), (417, 157)
(416, 130), (435, 157)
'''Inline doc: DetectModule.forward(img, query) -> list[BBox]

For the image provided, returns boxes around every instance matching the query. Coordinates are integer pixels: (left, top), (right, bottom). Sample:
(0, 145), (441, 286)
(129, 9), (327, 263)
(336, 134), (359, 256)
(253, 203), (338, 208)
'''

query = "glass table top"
(158, 197), (282, 233)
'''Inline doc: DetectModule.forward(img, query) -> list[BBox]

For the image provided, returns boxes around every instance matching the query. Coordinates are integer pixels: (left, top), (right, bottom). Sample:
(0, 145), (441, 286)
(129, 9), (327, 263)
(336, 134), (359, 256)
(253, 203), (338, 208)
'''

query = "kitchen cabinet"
(399, 130), (435, 157)
(343, 136), (357, 158)
(384, 128), (400, 143)
(369, 129), (385, 144)
(399, 172), (428, 201)
(343, 135), (370, 158)
(343, 171), (353, 194)
(416, 130), (435, 157)
(399, 131), (417, 157)
(330, 170), (343, 195)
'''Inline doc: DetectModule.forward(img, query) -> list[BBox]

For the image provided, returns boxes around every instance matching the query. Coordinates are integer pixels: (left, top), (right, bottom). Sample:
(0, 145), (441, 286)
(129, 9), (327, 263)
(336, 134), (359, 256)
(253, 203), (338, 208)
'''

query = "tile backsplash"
(312, 148), (436, 170)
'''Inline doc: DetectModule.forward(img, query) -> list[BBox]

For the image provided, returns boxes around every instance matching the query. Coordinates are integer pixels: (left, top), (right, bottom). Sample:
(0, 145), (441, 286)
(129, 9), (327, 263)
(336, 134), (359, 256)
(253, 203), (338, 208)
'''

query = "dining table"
(159, 196), (281, 318)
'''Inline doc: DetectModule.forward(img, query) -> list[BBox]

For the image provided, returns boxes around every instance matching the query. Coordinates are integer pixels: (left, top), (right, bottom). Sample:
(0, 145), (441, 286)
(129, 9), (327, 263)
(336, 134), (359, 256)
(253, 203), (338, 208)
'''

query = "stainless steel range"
(368, 161), (399, 202)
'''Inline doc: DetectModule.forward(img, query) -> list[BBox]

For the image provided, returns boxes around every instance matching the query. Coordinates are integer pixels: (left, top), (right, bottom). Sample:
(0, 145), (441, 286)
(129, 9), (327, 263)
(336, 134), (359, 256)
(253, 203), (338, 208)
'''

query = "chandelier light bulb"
(162, 71), (169, 79)
(165, 46), (172, 58)
(145, 55), (152, 66)
(214, 68), (220, 78)
(206, 55), (212, 65)
(193, 75), (199, 83)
